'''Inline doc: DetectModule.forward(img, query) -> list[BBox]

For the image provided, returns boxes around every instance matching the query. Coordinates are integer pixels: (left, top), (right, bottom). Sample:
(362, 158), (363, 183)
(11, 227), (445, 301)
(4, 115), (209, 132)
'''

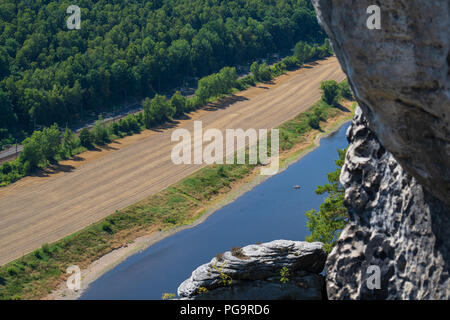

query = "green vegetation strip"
(0, 80), (352, 300)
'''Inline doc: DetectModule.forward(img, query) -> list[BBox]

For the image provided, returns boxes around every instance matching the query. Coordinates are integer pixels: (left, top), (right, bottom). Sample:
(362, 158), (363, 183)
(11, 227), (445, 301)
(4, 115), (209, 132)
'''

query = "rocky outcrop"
(312, 0), (450, 206)
(326, 108), (449, 299)
(178, 240), (327, 300)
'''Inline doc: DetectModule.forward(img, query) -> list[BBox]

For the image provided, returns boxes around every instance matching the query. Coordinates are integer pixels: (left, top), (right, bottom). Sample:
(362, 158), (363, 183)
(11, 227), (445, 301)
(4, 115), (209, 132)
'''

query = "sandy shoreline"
(47, 109), (354, 300)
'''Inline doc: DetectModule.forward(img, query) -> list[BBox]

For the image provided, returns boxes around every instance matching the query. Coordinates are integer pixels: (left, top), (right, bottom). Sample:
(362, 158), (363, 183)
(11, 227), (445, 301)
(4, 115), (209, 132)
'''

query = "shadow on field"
(151, 120), (181, 132)
(102, 144), (119, 151)
(204, 94), (249, 111)
(174, 114), (192, 121)
(261, 79), (275, 85)
(33, 163), (76, 177)
(71, 155), (85, 162)
(334, 104), (351, 113)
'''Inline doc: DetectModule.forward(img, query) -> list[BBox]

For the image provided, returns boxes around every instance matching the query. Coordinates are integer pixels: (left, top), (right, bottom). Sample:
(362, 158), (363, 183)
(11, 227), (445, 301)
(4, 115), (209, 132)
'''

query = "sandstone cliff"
(312, 0), (449, 206)
(326, 107), (449, 299)
(312, 0), (449, 299)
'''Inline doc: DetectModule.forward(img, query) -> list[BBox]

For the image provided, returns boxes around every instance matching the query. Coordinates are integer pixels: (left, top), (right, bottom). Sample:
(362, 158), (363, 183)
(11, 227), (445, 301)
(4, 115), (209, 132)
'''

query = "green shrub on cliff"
(305, 148), (348, 253)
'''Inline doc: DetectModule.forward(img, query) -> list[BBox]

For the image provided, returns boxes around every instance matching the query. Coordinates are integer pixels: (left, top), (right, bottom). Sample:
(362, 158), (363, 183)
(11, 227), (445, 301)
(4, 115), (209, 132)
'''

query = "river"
(80, 122), (350, 300)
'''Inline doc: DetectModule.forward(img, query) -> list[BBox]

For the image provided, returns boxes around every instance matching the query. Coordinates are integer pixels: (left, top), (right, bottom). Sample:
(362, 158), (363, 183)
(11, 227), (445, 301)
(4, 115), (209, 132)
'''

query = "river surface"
(81, 122), (350, 300)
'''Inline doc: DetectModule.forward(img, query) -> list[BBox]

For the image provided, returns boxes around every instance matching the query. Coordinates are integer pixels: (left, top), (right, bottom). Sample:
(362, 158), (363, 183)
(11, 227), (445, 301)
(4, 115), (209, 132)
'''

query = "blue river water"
(80, 122), (350, 300)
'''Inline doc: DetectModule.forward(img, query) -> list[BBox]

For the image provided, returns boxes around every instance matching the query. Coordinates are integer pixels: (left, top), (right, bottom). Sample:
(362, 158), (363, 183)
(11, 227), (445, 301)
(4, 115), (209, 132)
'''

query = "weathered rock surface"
(311, 0), (450, 300)
(326, 108), (449, 299)
(312, 0), (450, 205)
(177, 240), (326, 300)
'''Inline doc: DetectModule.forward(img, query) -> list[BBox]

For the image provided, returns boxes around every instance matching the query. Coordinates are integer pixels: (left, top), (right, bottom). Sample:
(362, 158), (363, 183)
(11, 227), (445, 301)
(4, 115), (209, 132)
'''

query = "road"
(0, 145), (22, 164)
(0, 57), (345, 266)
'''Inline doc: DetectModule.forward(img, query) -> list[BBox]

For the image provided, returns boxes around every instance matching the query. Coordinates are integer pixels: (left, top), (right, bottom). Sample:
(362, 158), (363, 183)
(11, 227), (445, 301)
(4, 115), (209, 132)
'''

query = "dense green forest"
(0, 0), (325, 147)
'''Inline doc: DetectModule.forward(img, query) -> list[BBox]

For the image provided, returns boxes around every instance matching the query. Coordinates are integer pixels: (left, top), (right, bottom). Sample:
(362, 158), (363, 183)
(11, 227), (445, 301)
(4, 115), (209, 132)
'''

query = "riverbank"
(47, 100), (356, 300)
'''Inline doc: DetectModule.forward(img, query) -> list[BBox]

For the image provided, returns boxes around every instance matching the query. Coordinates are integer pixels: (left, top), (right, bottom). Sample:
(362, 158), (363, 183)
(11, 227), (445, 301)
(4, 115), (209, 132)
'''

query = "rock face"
(312, 0), (450, 206)
(326, 108), (450, 299)
(311, 0), (450, 299)
(177, 240), (327, 300)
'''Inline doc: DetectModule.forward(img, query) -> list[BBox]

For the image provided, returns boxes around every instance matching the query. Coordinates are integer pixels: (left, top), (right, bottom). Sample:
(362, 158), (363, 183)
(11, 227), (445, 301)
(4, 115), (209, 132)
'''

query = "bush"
(171, 91), (187, 117)
(60, 127), (77, 159)
(79, 128), (93, 149)
(143, 95), (175, 128)
(217, 67), (238, 93)
(92, 117), (110, 146)
(20, 133), (44, 171)
(118, 118), (129, 133)
(259, 63), (272, 81)
(250, 62), (272, 82)
(281, 56), (300, 70)
(272, 62), (287, 76)
(294, 41), (309, 65)
(40, 124), (61, 162)
(41, 243), (50, 254)
(19, 124), (63, 168)
(1, 161), (12, 174)
(33, 250), (42, 260)
(6, 267), (17, 276)
(165, 217), (177, 225)
(307, 114), (321, 129)
(217, 165), (227, 177)
(186, 96), (202, 111)
(100, 221), (113, 233)
(339, 80), (353, 99)
(250, 62), (260, 80)
(124, 115), (141, 133)
(236, 75), (256, 90)
(314, 108), (325, 121)
(22, 161), (31, 175)
(111, 122), (120, 136)
(320, 80), (341, 106)
(195, 67), (238, 104)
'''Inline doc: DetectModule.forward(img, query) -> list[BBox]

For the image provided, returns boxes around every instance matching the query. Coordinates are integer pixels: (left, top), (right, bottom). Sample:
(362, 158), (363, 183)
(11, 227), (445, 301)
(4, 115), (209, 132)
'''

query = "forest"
(0, 0), (326, 148)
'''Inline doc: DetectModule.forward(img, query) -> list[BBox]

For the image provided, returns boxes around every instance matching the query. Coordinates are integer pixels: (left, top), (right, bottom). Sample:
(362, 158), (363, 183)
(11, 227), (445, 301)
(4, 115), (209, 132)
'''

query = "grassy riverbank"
(0, 92), (356, 300)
